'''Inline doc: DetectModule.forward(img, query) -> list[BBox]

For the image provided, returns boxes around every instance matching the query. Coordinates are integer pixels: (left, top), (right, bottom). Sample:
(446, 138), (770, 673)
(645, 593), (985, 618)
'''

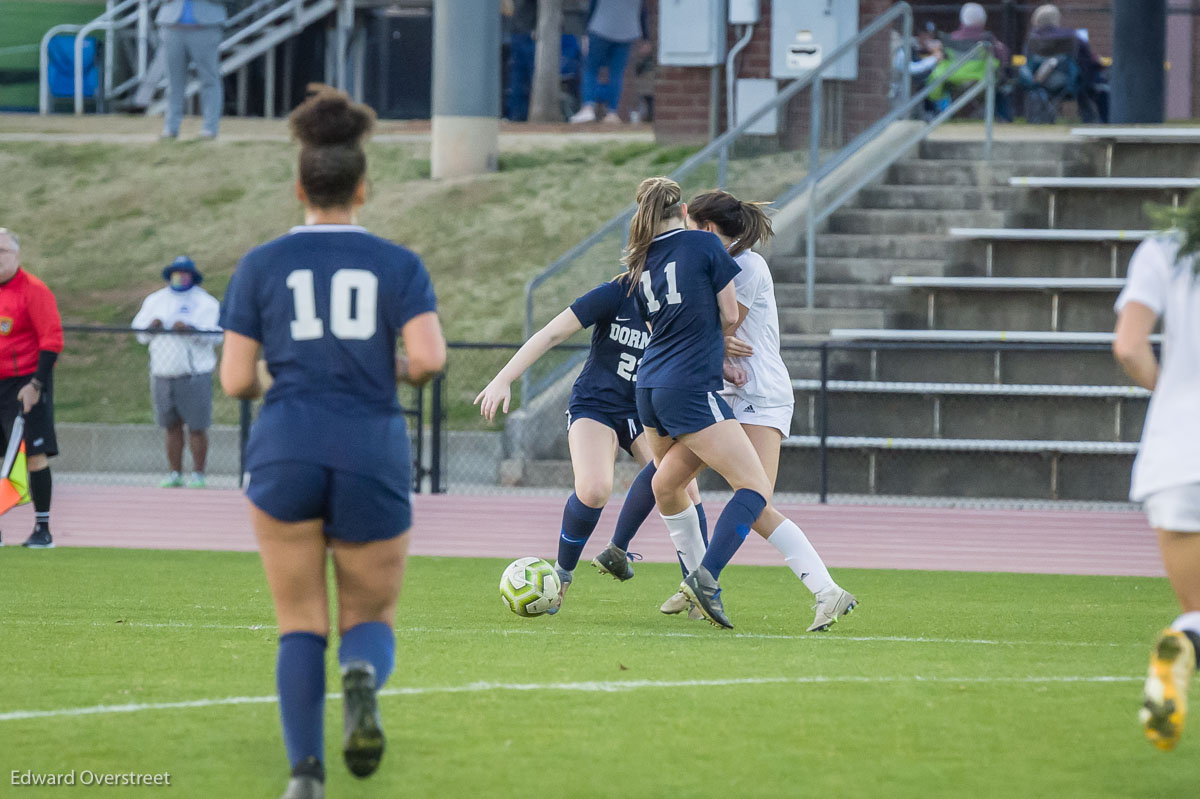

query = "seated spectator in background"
(132, 256), (221, 489)
(891, 23), (944, 117)
(570, 0), (646, 123)
(949, 2), (1009, 65)
(1025, 3), (1107, 122)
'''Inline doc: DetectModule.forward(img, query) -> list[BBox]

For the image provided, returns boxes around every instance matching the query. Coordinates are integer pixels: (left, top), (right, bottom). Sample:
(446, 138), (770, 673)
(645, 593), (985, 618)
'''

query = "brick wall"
(653, 0), (893, 143)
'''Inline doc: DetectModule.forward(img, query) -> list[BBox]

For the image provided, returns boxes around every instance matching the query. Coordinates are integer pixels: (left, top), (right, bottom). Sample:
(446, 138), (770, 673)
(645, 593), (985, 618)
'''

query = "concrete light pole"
(431, 0), (501, 178)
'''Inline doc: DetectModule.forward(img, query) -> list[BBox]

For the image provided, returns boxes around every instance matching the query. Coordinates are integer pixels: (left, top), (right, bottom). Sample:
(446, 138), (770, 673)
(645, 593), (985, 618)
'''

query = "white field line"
(3, 619), (1141, 649)
(0, 674), (1143, 723)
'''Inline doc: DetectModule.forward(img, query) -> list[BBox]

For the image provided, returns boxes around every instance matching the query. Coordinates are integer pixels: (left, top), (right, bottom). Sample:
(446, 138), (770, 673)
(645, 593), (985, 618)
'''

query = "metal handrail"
(520, 2), (917, 404)
(800, 40), (996, 307)
(73, 0), (142, 114)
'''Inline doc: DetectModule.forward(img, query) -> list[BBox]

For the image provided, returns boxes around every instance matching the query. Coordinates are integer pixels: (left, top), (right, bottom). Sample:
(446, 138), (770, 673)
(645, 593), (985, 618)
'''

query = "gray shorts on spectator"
(153, 372), (213, 431)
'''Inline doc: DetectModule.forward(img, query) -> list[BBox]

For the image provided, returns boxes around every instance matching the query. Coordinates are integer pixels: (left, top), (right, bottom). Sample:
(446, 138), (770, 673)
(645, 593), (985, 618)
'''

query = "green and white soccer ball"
(500, 557), (562, 617)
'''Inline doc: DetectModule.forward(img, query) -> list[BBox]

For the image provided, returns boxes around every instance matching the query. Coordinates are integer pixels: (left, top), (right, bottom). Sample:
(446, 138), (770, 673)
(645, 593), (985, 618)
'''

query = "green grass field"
(2, 547), (1196, 798)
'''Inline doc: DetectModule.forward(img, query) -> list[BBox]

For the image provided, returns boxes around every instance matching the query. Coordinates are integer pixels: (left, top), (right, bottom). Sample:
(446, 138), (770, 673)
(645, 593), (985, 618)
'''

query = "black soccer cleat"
(591, 543), (640, 581)
(22, 524), (53, 549)
(681, 567), (733, 629)
(281, 756), (324, 799)
(341, 661), (385, 778)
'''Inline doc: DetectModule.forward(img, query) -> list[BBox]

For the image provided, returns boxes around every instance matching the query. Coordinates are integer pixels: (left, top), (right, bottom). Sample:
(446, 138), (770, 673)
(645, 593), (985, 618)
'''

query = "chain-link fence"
(51, 330), (1145, 507)
(52, 326), (431, 490)
(435, 339), (1146, 508)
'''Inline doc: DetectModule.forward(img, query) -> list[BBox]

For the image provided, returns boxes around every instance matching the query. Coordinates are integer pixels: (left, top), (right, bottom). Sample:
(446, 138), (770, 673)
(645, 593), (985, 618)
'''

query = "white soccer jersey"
(723, 249), (794, 408)
(1115, 234), (1200, 501)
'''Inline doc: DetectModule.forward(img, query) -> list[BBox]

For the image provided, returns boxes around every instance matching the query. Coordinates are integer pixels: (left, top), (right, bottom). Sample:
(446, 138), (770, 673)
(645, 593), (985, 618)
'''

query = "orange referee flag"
(0, 416), (31, 515)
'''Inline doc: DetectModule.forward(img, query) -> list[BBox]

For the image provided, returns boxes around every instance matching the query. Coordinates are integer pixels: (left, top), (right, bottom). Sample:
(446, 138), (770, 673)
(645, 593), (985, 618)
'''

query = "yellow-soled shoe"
(1140, 629), (1196, 751)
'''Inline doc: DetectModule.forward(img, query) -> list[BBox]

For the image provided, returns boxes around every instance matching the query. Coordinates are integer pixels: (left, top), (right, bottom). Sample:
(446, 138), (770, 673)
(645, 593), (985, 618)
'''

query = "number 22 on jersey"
(286, 269), (378, 341)
(639, 261), (682, 313)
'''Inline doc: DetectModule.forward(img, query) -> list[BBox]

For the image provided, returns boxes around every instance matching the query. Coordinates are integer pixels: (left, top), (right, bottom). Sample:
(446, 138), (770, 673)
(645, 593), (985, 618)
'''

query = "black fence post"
(431, 373), (444, 494)
(412, 383), (425, 494)
(819, 342), (829, 504)
(238, 399), (251, 488)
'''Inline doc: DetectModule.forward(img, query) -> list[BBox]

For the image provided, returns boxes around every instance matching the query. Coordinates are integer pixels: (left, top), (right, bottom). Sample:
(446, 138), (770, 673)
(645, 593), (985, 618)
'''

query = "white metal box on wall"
(659, 0), (727, 66)
(770, 0), (859, 80)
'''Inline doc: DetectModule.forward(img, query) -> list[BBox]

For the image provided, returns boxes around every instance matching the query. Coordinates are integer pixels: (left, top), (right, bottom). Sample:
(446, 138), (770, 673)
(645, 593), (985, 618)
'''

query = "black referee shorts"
(0, 374), (58, 457)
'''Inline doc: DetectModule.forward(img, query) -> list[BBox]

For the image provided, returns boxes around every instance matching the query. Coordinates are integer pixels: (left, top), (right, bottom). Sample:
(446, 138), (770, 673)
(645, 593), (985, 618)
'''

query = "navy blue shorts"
(246, 461), (411, 542)
(636, 387), (735, 438)
(565, 403), (643, 455)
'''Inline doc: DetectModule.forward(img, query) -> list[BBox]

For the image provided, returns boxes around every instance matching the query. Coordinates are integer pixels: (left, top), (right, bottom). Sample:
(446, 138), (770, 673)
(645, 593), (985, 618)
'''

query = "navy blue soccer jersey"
(633, 229), (740, 392)
(568, 277), (647, 414)
(219, 224), (437, 483)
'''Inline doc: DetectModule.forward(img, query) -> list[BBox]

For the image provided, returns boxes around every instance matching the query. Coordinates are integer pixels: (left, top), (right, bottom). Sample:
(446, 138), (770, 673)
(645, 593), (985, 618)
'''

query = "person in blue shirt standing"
(476, 274), (705, 612)
(219, 86), (446, 799)
(626, 176), (853, 630)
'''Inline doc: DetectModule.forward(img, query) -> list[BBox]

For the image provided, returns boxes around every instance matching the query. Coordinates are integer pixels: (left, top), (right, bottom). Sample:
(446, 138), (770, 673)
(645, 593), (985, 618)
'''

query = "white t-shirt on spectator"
(1114, 234), (1200, 501)
(132, 285), (222, 378)
(722, 249), (794, 409)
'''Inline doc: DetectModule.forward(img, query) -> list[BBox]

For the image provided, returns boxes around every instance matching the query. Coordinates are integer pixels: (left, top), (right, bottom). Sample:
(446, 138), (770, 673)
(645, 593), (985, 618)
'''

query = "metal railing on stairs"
(519, 1), (996, 408)
(39, 0), (354, 118)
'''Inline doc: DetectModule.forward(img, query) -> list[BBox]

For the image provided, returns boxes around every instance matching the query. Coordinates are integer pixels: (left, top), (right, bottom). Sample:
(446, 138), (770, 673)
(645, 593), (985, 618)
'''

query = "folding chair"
(45, 35), (99, 112)
(1020, 35), (1096, 124)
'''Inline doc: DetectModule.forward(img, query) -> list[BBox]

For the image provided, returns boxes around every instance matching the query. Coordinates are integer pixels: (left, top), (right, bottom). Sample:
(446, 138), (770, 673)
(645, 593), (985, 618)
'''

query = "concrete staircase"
(496, 130), (1199, 504)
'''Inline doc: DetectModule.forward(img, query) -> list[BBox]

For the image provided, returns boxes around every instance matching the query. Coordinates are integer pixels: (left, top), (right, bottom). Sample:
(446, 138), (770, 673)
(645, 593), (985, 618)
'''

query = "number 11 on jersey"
(640, 261), (682, 313)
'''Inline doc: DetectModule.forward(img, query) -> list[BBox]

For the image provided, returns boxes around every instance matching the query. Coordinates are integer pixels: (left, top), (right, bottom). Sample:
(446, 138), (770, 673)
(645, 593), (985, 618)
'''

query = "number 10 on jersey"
(286, 268), (378, 341)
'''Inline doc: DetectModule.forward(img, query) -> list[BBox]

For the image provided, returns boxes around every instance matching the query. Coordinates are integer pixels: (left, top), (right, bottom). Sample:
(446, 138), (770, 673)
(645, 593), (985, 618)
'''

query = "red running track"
(0, 485), (1164, 577)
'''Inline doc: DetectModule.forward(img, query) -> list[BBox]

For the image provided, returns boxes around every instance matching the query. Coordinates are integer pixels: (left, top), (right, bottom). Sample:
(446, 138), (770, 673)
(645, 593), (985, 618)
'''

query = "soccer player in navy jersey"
(475, 274), (705, 613)
(654, 190), (857, 632)
(219, 87), (446, 799)
(625, 177), (850, 629)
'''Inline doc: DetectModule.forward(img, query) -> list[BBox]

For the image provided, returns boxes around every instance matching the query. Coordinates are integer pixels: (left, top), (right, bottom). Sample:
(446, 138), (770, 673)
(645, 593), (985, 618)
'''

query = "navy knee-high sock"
(555, 493), (604, 572)
(611, 462), (656, 551)
(277, 632), (327, 768)
(339, 621), (396, 689)
(700, 489), (766, 580)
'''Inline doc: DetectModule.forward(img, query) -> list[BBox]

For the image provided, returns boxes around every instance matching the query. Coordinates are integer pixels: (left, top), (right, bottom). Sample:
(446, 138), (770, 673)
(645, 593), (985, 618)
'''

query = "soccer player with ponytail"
(219, 86), (446, 799)
(626, 177), (854, 629)
(475, 271), (705, 612)
(654, 190), (856, 631)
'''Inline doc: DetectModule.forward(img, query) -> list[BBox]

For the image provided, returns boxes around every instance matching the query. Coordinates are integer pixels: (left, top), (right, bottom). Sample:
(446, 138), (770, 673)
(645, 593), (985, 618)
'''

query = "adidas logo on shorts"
(743, 405), (755, 413)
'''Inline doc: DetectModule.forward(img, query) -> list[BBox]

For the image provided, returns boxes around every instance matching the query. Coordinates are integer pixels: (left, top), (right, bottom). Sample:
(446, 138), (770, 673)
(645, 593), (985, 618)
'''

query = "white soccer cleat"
(1141, 629), (1195, 751)
(660, 590), (690, 615)
(807, 587), (858, 632)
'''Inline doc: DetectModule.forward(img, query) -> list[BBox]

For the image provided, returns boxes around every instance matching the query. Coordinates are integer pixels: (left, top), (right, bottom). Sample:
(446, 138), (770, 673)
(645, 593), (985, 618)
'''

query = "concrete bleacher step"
(812, 234), (952, 260)
(759, 443), (1133, 502)
(919, 139), (1083, 162)
(788, 386), (1145, 443)
(887, 159), (1073, 187)
(827, 209), (1008, 236)
(912, 290), (1120, 333)
(1007, 179), (1197, 230)
(947, 238), (1143, 278)
(777, 307), (891, 335)
(770, 256), (946, 285)
(775, 283), (914, 310)
(853, 185), (1029, 212)
(818, 345), (1133, 386)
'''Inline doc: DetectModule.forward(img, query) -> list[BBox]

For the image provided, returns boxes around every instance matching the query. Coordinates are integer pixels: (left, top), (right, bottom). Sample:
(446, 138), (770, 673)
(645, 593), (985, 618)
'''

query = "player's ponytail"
(622, 176), (682, 293)
(289, 84), (377, 209)
(688, 190), (773, 257)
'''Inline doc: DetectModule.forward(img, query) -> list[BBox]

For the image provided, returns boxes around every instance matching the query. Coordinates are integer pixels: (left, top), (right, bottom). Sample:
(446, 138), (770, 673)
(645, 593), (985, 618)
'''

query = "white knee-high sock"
(768, 519), (836, 596)
(1172, 611), (1200, 638)
(661, 504), (705, 573)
